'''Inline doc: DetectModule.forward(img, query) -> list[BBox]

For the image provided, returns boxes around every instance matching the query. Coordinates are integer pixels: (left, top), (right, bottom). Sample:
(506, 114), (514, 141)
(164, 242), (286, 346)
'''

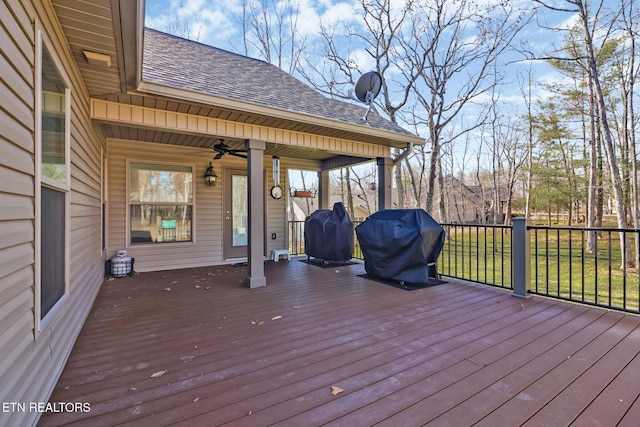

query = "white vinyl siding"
(0, 1), (106, 426)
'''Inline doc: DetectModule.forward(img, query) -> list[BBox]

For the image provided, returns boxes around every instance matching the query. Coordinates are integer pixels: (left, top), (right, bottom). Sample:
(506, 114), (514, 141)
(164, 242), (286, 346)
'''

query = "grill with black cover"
(355, 209), (445, 284)
(304, 202), (354, 263)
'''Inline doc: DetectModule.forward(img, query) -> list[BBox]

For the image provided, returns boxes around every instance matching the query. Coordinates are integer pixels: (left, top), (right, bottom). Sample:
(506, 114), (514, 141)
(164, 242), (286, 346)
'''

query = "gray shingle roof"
(142, 28), (417, 138)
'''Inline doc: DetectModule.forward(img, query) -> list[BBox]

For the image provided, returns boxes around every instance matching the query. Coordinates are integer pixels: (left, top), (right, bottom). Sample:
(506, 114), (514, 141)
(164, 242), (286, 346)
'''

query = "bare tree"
(518, 66), (536, 218)
(166, 2), (203, 41)
(407, 0), (528, 221)
(297, 0), (423, 208)
(537, 0), (632, 266)
(236, 0), (307, 74)
(615, 0), (640, 267)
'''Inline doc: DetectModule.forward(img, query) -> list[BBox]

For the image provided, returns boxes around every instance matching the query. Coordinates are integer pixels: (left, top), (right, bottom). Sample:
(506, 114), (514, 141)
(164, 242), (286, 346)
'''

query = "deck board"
(38, 259), (640, 426)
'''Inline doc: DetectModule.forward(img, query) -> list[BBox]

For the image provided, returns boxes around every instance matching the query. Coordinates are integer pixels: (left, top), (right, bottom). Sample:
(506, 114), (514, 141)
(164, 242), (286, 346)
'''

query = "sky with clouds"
(143, 0), (575, 100)
(144, 0), (626, 172)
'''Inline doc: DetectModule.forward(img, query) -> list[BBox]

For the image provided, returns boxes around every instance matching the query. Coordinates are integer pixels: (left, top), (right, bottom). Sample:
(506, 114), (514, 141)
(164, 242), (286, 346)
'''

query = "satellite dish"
(354, 71), (382, 103)
(354, 71), (382, 122)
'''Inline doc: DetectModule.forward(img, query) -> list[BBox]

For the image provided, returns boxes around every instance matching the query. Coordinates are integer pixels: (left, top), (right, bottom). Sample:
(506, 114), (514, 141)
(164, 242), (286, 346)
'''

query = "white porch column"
(246, 139), (266, 288)
(377, 157), (393, 211)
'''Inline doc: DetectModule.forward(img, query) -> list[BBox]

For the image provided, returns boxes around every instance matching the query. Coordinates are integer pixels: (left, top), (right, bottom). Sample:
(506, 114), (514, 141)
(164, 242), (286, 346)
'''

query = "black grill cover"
(304, 202), (354, 262)
(355, 209), (445, 283)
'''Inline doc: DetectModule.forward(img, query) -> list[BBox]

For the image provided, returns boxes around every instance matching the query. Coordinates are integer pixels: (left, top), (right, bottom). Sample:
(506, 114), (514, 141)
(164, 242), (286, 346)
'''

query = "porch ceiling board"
(51, 0), (126, 96)
(92, 99), (391, 160)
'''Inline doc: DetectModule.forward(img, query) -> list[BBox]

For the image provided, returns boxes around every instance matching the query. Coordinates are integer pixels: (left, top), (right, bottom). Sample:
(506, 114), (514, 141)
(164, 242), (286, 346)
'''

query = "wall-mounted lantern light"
(205, 162), (217, 186)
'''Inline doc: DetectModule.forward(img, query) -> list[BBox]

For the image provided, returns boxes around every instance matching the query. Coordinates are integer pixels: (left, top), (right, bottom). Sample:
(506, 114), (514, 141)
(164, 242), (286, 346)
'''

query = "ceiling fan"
(212, 140), (247, 159)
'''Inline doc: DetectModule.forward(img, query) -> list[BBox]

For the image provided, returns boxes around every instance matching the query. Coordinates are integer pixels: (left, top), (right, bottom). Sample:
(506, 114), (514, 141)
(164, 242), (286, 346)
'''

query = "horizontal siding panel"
(69, 232), (100, 263)
(0, 53), (33, 109)
(0, 109), (34, 151)
(70, 117), (102, 161)
(0, 287), (32, 337)
(0, 136), (35, 175)
(0, 1), (34, 77)
(67, 253), (101, 292)
(0, 194), (33, 221)
(0, 266), (33, 330)
(0, 79), (33, 131)
(0, 313), (34, 402)
(69, 189), (100, 208)
(0, 164), (33, 196)
(4, 0), (35, 45)
(0, 242), (33, 280)
(0, 219), (33, 250)
(69, 214), (100, 232)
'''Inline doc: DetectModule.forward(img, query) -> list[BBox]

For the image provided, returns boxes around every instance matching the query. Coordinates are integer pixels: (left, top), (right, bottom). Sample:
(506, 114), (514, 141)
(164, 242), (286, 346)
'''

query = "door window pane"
(232, 175), (248, 247)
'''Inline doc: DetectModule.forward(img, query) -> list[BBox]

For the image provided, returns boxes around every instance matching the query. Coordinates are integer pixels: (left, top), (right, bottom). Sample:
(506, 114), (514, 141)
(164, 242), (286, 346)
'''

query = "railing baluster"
(608, 231), (613, 307)
(556, 228), (560, 297)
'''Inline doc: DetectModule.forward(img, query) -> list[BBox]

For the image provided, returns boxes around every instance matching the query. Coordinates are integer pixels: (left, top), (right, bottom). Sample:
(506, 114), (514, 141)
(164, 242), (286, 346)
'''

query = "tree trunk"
(576, 0), (632, 268)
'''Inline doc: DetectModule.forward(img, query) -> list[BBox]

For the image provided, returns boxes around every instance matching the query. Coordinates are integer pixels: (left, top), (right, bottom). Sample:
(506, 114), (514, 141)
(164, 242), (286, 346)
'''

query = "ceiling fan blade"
(214, 152), (225, 159)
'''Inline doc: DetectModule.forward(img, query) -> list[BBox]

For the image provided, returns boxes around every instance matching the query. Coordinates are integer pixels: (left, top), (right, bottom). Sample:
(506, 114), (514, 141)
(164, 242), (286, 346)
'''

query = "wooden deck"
(39, 258), (640, 426)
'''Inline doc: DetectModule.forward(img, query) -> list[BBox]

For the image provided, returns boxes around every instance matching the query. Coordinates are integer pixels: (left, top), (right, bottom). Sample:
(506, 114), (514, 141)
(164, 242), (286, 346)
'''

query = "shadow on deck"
(39, 258), (640, 426)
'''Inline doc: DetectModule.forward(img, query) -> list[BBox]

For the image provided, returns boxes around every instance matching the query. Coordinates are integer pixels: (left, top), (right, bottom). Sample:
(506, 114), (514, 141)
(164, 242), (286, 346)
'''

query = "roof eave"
(136, 80), (425, 147)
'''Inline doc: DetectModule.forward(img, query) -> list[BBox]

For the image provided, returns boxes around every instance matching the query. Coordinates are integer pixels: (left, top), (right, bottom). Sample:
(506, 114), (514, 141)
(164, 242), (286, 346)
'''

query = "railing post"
(512, 217), (531, 298)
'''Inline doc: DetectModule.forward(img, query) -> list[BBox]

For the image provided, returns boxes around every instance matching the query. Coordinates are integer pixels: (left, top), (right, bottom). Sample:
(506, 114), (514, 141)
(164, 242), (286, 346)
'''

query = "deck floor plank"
(38, 260), (640, 427)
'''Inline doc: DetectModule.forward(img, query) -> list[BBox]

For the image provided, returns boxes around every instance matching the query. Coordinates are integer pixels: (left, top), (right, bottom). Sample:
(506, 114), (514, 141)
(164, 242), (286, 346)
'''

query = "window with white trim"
(129, 162), (194, 244)
(38, 42), (70, 323)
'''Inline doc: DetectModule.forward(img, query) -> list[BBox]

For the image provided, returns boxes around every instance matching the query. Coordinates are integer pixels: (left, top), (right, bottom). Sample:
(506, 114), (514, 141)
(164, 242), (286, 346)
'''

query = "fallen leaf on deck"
(291, 306), (301, 309)
(252, 320), (265, 326)
(194, 285), (201, 289)
(163, 287), (171, 292)
(193, 397), (200, 403)
(128, 387), (137, 392)
(150, 370), (167, 378)
(205, 286), (211, 290)
(271, 316), (283, 321)
(331, 386), (345, 396)
(170, 280), (179, 285)
(521, 304), (525, 310)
